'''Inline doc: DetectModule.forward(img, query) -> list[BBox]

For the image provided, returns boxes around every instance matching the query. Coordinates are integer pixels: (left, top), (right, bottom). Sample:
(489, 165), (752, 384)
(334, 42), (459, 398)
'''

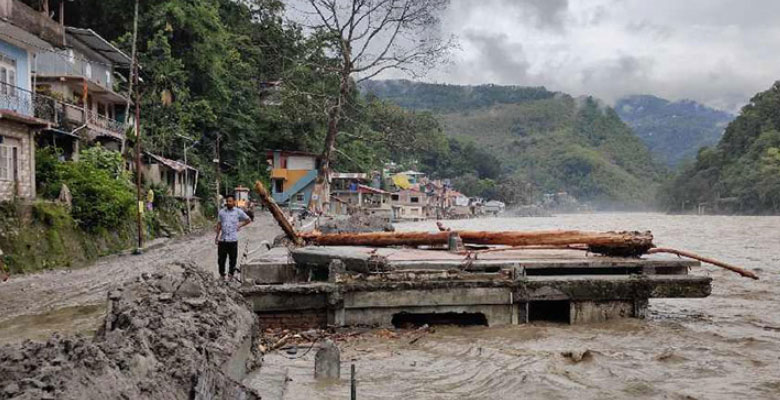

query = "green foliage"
(616, 95), (734, 167)
(36, 147), (135, 231)
(81, 145), (125, 173)
(63, 0), (338, 203)
(368, 80), (662, 208)
(35, 147), (62, 197)
(661, 82), (780, 214)
(32, 201), (74, 229)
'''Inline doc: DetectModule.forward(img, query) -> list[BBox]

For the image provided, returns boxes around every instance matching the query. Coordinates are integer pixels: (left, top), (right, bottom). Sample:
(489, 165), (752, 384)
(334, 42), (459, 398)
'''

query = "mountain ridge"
(615, 94), (734, 167)
(362, 80), (663, 208)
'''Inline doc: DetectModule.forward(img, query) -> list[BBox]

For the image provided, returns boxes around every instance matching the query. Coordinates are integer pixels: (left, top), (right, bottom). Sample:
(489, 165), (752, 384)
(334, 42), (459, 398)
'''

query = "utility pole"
(122, 0), (140, 156)
(184, 142), (191, 231)
(215, 132), (221, 213)
(133, 62), (143, 254)
(128, 0), (142, 255)
(176, 134), (197, 232)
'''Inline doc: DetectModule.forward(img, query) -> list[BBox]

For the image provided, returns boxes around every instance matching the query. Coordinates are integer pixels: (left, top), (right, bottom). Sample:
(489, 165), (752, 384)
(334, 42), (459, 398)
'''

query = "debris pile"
(0, 262), (261, 400)
(318, 214), (395, 234)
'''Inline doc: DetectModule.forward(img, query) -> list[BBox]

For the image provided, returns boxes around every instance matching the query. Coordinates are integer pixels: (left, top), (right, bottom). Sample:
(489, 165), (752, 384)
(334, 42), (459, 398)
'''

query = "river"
(267, 213), (780, 399)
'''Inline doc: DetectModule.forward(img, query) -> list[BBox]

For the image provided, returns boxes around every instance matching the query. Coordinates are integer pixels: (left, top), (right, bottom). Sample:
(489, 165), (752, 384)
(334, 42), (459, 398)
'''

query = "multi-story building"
(0, 11), (53, 201)
(0, 0), (132, 201)
(267, 150), (321, 209)
(390, 189), (427, 221)
(34, 26), (131, 151)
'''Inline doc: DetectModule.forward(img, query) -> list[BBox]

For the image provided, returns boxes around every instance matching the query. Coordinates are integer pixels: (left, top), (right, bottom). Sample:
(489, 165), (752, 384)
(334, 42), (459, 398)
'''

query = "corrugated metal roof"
(357, 184), (389, 195)
(331, 172), (368, 180)
(66, 27), (131, 66)
(145, 152), (197, 173)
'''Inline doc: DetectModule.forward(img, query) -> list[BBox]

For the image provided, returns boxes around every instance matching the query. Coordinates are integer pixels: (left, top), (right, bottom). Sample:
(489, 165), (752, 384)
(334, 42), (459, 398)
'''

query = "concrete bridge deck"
(240, 246), (710, 327)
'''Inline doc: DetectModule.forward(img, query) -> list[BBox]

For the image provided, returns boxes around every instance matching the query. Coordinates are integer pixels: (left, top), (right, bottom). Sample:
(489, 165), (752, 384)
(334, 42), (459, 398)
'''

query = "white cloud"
(400, 0), (780, 112)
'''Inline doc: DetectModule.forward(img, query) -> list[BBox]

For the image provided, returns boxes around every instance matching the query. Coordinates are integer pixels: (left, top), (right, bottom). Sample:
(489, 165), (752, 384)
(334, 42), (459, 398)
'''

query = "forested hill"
(661, 82), (780, 214)
(615, 95), (734, 167)
(362, 80), (663, 208)
(360, 80), (555, 112)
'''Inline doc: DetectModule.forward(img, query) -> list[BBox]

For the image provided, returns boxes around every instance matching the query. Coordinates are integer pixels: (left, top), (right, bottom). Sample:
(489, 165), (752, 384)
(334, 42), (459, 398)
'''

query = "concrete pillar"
(314, 340), (340, 380)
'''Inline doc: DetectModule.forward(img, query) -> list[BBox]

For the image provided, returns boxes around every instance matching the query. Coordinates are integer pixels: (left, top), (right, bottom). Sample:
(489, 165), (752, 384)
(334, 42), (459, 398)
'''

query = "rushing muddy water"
(266, 213), (780, 400)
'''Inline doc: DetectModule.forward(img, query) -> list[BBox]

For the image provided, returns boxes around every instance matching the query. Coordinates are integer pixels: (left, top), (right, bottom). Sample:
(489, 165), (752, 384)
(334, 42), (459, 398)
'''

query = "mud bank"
(0, 262), (260, 400)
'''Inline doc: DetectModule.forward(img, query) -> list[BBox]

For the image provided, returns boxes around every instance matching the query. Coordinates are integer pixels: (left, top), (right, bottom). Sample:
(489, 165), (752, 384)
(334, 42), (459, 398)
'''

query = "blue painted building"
(0, 20), (52, 201)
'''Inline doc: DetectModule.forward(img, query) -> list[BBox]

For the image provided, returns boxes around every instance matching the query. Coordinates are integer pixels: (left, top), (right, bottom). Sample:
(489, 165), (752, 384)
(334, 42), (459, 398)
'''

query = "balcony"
(0, 81), (126, 138)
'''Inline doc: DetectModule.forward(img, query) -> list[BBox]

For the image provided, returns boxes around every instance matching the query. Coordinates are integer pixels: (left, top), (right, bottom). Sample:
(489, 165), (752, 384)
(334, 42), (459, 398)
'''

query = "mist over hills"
(362, 80), (662, 208)
(615, 95), (734, 167)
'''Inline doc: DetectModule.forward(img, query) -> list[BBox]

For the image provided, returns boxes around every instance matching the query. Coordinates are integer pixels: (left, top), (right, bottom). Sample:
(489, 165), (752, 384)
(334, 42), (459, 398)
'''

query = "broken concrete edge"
(0, 262), (264, 400)
(240, 275), (712, 300)
(243, 275), (711, 327)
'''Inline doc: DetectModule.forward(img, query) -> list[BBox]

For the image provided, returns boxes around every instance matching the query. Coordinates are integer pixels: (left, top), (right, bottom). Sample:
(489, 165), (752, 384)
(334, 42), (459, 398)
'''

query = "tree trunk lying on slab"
(299, 230), (654, 257)
(254, 181), (303, 246)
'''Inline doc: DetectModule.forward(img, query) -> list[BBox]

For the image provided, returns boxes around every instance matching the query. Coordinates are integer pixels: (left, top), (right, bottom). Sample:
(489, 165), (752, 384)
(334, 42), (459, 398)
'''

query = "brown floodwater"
(258, 213), (780, 400)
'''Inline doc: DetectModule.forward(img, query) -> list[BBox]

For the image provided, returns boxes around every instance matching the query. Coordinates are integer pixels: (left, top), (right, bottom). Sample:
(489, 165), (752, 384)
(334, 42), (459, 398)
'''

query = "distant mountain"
(362, 80), (663, 208)
(615, 95), (734, 167)
(661, 82), (780, 214)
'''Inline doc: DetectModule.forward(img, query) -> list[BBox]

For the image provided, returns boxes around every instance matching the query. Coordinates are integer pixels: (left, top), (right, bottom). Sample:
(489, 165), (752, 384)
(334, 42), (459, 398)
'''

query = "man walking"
(216, 194), (251, 281)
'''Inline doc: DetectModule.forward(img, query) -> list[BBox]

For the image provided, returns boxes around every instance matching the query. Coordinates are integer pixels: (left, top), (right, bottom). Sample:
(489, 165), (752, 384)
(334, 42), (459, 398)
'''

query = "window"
(85, 62), (92, 79)
(0, 54), (17, 96)
(295, 193), (305, 203)
(274, 179), (284, 194)
(0, 144), (18, 181)
(391, 194), (400, 201)
(410, 196), (420, 203)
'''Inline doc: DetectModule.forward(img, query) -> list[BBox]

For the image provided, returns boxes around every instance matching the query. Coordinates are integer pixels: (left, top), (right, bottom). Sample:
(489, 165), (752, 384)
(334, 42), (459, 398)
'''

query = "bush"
(36, 146), (135, 231)
(32, 201), (74, 229)
(59, 162), (135, 231)
(35, 147), (62, 198)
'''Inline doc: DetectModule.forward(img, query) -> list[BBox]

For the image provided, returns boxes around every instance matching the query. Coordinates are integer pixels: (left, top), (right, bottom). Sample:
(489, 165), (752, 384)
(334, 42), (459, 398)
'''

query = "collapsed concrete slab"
(241, 247), (711, 327)
(0, 263), (261, 400)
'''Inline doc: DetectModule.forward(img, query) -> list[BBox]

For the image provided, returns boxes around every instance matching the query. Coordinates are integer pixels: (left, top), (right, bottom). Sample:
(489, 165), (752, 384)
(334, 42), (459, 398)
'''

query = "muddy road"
(0, 214), (282, 344)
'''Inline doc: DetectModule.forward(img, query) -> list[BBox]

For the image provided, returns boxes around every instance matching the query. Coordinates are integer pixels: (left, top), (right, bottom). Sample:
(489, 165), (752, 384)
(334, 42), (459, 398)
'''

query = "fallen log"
(254, 181), (303, 246)
(648, 247), (759, 280)
(300, 230), (653, 256)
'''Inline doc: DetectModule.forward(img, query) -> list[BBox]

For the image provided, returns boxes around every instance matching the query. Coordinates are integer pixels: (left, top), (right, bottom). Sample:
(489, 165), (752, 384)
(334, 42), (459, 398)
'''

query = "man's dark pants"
(218, 241), (239, 277)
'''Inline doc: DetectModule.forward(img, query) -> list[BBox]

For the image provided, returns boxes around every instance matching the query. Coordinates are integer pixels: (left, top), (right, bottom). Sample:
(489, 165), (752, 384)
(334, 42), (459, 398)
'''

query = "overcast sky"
(399, 0), (780, 112)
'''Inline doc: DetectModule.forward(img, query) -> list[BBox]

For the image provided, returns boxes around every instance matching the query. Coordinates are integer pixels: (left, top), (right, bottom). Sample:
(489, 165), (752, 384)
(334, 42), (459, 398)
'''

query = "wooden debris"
(648, 247), (759, 280)
(254, 180), (303, 246)
(300, 230), (654, 256)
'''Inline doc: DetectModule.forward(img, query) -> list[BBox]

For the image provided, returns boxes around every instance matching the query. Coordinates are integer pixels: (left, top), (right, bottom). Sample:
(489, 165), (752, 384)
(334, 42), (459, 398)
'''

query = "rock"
(57, 183), (72, 208)
(314, 340), (341, 380)
(158, 293), (173, 302)
(4, 382), (19, 395)
(176, 279), (203, 298)
(562, 349), (592, 363)
(184, 298), (207, 308)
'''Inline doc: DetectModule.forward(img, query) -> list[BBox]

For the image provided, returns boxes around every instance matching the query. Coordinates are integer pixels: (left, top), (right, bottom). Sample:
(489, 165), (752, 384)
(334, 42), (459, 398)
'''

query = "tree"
(292, 0), (453, 208)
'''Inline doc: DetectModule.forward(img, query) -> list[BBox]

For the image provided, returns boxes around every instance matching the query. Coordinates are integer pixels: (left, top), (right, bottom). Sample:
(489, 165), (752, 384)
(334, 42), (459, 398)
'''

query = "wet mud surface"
(0, 214), (282, 345)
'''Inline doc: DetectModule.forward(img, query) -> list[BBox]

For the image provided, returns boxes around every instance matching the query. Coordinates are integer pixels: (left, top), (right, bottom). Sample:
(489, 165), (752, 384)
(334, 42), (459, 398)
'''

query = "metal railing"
(0, 81), (126, 136)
